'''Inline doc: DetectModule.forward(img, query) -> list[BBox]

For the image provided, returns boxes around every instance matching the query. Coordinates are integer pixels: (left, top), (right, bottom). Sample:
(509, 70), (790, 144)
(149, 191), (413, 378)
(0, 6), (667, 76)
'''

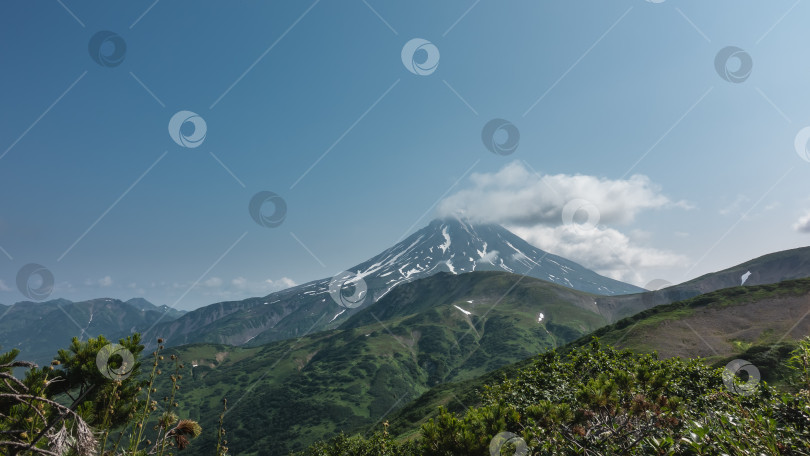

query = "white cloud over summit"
(437, 161), (689, 284)
(437, 161), (688, 225)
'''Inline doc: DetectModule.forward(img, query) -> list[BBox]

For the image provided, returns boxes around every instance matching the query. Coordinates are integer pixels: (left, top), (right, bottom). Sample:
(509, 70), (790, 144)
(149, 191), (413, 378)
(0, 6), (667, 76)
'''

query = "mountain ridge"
(597, 244), (810, 321)
(144, 218), (643, 348)
(0, 297), (186, 367)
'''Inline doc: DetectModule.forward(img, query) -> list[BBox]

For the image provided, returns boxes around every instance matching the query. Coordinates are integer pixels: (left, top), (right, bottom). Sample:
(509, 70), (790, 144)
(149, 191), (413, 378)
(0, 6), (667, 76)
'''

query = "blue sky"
(2, 0), (810, 310)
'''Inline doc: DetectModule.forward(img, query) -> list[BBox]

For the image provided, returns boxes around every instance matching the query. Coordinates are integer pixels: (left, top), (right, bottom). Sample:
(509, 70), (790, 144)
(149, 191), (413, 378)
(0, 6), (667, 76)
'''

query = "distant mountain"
(0, 297), (186, 367)
(125, 297), (186, 320)
(125, 297), (157, 310)
(597, 245), (810, 321)
(145, 218), (643, 347)
(160, 271), (611, 455)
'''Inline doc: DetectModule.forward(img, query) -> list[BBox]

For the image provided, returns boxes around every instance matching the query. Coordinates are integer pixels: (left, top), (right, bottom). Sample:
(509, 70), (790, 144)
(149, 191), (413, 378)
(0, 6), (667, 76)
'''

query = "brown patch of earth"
(618, 294), (810, 359)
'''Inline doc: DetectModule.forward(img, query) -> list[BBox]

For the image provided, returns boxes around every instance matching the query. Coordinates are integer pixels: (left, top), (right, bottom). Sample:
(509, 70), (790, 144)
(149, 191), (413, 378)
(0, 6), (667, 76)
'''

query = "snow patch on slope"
(329, 309), (346, 323)
(439, 226), (451, 254)
(453, 304), (471, 316)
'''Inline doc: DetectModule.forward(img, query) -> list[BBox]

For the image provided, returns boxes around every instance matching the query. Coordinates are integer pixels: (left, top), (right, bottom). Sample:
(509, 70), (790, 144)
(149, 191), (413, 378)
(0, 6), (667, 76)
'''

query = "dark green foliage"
(544, 321), (580, 342)
(0, 335), (149, 455)
(299, 338), (810, 455)
(51, 334), (146, 428)
(299, 425), (420, 456)
(0, 335), (203, 456)
(714, 342), (798, 389)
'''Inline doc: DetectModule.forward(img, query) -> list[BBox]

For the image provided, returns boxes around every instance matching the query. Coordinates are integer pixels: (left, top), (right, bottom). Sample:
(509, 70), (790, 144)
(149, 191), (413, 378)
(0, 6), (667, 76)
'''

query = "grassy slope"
(159, 272), (608, 455)
(573, 279), (810, 361)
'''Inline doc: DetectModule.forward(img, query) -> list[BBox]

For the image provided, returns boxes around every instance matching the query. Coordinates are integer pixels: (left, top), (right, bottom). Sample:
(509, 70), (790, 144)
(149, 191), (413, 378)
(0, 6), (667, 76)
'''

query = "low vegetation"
(0, 334), (219, 456)
(2, 334), (810, 455)
(298, 338), (810, 455)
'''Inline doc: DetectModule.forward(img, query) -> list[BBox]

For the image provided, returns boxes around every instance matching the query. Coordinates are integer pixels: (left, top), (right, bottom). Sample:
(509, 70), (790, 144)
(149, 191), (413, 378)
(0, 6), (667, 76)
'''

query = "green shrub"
(298, 338), (810, 455)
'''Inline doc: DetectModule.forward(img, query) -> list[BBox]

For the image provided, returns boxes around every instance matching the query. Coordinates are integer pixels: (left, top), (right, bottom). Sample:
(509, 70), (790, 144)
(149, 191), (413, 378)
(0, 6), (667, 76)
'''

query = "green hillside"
(298, 339), (810, 455)
(157, 271), (609, 455)
(381, 277), (810, 443)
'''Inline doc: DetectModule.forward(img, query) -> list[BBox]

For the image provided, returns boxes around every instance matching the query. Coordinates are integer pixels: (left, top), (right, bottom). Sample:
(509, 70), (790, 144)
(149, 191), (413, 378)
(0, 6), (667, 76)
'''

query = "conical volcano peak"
(353, 218), (644, 298)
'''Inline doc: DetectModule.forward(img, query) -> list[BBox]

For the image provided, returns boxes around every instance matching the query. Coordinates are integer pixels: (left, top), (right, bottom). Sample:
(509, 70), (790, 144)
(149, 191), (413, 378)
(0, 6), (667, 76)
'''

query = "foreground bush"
(298, 338), (810, 455)
(0, 334), (212, 456)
